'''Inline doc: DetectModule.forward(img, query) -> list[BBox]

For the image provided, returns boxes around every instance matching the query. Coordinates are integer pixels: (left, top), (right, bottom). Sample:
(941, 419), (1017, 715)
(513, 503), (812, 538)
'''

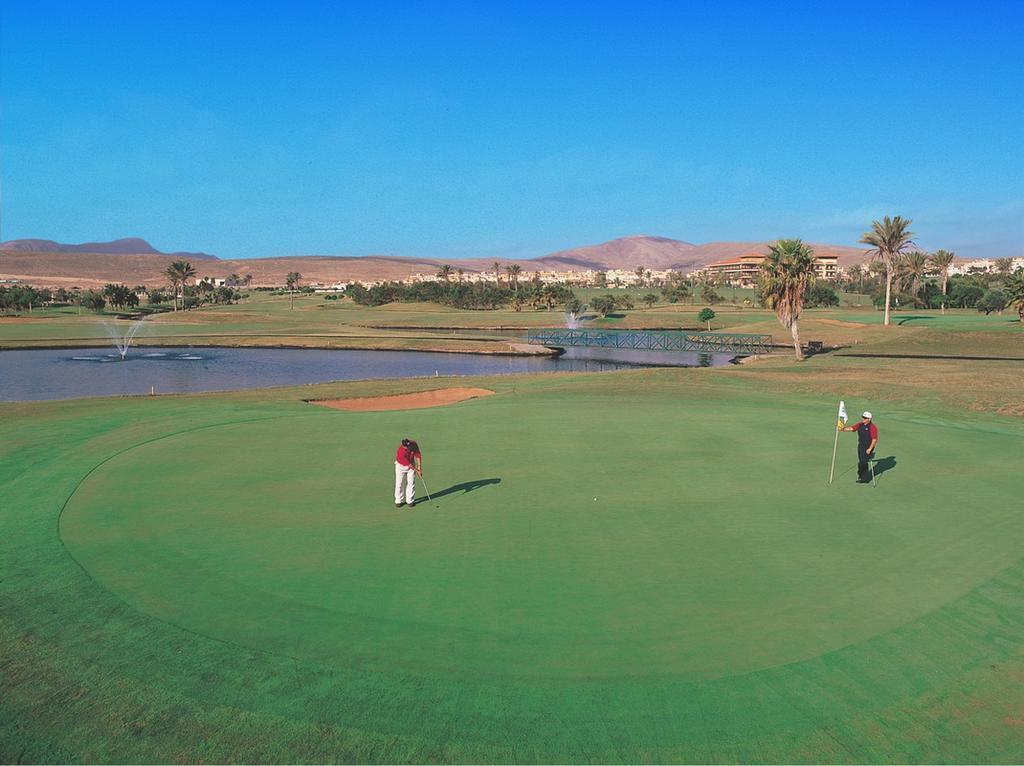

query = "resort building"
(703, 252), (840, 287)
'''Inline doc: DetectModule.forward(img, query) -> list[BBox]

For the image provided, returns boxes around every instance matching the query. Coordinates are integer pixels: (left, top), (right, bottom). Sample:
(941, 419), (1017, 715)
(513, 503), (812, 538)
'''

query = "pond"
(0, 346), (734, 402)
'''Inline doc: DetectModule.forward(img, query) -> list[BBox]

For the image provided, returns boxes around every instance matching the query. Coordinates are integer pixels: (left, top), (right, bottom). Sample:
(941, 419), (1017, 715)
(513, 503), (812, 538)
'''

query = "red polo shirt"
(852, 422), (878, 439)
(396, 443), (421, 467)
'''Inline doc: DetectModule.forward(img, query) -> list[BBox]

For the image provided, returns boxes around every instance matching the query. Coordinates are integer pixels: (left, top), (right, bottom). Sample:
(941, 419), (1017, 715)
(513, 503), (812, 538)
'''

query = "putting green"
(61, 387), (1024, 685)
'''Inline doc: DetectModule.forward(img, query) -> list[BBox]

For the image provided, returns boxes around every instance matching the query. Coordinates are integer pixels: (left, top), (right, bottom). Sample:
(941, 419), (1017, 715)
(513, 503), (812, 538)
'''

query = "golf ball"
(593, 497), (598, 501)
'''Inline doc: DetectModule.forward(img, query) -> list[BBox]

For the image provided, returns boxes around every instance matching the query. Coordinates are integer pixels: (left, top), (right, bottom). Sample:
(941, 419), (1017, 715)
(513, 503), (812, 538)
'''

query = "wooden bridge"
(526, 328), (774, 355)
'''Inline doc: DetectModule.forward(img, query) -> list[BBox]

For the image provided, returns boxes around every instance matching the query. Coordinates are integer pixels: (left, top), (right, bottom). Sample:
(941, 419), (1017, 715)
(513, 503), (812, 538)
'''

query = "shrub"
(803, 283), (839, 308)
(976, 289), (1007, 315)
(697, 307), (716, 329)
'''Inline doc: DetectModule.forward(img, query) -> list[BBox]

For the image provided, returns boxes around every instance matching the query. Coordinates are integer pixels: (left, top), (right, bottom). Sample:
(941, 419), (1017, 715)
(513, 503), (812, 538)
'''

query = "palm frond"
(759, 239), (816, 329)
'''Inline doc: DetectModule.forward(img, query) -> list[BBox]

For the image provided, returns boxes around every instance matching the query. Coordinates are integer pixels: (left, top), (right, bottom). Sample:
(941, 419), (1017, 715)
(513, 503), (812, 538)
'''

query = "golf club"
(419, 472), (436, 506)
(869, 458), (877, 487)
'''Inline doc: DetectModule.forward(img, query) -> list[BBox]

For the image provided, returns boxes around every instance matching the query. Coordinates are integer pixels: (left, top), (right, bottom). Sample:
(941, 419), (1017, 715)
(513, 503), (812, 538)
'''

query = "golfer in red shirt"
(394, 438), (422, 507)
(841, 412), (878, 483)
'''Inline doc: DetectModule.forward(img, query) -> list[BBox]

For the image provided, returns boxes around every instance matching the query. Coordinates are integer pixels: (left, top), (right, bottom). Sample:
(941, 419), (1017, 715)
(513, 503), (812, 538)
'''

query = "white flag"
(837, 400), (848, 426)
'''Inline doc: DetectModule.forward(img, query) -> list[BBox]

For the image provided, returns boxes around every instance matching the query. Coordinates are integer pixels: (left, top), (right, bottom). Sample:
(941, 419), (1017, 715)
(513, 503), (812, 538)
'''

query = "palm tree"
(437, 265), (453, 282)
(929, 249), (956, 313)
(859, 216), (914, 326)
(995, 257), (1013, 277)
(506, 264), (522, 294)
(759, 239), (817, 360)
(634, 266), (646, 287)
(492, 261), (503, 286)
(898, 251), (929, 307)
(847, 264), (864, 294)
(1005, 269), (1024, 322)
(164, 260), (197, 311)
(285, 272), (301, 309)
(163, 266), (180, 307)
(197, 278), (215, 306)
(164, 267), (180, 311)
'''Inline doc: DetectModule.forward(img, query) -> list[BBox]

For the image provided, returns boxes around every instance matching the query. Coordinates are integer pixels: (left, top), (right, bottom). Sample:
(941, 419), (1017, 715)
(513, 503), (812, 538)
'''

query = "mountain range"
(0, 235), (870, 288)
(0, 237), (215, 260)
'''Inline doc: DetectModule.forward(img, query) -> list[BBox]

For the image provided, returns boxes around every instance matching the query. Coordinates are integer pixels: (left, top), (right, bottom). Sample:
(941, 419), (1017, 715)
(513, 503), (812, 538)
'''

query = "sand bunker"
(817, 318), (869, 328)
(312, 387), (495, 412)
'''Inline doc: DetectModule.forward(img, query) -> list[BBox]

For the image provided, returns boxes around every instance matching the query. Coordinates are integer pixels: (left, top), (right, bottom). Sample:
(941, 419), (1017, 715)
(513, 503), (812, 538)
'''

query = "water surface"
(0, 346), (732, 402)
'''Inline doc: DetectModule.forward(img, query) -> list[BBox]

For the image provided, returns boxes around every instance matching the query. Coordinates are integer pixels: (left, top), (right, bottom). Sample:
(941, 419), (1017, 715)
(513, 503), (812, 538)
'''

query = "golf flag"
(829, 400), (847, 484)
(837, 400), (848, 430)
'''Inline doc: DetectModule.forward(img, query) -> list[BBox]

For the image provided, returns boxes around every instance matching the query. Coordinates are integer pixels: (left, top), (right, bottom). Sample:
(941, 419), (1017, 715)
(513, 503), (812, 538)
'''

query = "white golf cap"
(862, 411), (873, 419)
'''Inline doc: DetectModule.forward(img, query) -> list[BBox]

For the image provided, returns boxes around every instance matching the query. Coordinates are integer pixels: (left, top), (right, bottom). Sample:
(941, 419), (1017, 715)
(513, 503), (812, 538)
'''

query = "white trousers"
(394, 462), (416, 505)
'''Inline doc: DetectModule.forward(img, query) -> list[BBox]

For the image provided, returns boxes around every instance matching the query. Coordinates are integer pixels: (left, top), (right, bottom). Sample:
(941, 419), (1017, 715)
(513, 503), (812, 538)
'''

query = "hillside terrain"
(0, 237), (214, 259)
(0, 235), (870, 287)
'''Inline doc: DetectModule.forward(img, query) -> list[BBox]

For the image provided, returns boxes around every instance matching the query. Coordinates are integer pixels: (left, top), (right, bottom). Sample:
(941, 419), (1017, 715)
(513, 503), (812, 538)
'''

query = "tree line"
(0, 285), (248, 315)
(0, 285), (54, 312)
(836, 249), (1021, 313)
(345, 278), (577, 311)
(758, 217), (1024, 360)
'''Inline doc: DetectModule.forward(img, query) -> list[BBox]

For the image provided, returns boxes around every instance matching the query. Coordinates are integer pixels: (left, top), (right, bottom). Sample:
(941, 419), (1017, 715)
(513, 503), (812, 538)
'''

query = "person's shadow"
(872, 456), (897, 478)
(429, 478), (501, 502)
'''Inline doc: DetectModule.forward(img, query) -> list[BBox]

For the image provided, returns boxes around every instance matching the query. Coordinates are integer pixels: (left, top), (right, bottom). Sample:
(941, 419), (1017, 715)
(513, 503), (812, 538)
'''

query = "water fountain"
(102, 319), (146, 360)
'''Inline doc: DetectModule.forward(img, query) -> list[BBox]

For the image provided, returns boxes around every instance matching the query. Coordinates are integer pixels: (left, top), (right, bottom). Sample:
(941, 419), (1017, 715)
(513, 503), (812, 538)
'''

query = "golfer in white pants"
(394, 438), (422, 507)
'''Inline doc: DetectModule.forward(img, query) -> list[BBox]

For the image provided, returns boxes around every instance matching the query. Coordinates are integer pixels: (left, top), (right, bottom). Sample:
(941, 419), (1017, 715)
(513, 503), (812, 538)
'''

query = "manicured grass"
(3, 291), (1020, 357)
(4, 363), (1024, 762)
(572, 285), (873, 306)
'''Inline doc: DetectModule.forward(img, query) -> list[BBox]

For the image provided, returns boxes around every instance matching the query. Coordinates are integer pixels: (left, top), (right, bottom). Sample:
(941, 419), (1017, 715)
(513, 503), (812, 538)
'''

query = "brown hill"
(531, 238), (869, 272)
(0, 251), (445, 289)
(532, 235), (696, 271)
(0, 252), (220, 289)
(0, 235), (870, 288)
(0, 237), (215, 259)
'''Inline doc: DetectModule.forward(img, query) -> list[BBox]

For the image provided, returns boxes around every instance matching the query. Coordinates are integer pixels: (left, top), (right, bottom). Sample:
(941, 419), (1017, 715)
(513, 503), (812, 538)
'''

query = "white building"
(947, 257), (1023, 276)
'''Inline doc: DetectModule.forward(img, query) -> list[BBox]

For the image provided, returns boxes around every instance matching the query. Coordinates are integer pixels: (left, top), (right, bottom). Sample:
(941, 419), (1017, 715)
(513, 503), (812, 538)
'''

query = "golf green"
(60, 392), (1024, 682)
(6, 369), (1024, 762)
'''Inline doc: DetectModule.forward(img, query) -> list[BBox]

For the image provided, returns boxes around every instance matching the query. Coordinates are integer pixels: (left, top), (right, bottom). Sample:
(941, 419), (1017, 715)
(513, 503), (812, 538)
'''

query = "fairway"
(2, 368), (1017, 761)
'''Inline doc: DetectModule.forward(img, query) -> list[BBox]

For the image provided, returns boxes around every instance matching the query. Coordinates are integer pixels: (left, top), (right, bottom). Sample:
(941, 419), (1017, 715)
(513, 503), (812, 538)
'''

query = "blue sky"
(2, 0), (1022, 259)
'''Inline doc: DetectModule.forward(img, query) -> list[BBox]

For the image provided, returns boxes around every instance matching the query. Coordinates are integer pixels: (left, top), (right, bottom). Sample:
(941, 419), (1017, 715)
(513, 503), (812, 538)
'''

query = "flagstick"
(828, 425), (841, 484)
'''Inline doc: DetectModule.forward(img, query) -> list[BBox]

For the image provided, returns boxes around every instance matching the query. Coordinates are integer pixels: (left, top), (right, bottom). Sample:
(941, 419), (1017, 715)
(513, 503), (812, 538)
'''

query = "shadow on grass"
(896, 315), (934, 325)
(872, 455), (897, 480)
(428, 477), (501, 502)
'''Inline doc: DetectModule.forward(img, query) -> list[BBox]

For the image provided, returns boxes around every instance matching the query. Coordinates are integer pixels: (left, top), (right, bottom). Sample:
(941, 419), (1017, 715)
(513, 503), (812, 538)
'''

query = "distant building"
(703, 252), (839, 287)
(948, 257), (1024, 275)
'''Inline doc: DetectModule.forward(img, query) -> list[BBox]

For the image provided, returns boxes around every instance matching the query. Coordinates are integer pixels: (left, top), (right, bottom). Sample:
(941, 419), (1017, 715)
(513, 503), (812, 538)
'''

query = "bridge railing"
(526, 328), (773, 355)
